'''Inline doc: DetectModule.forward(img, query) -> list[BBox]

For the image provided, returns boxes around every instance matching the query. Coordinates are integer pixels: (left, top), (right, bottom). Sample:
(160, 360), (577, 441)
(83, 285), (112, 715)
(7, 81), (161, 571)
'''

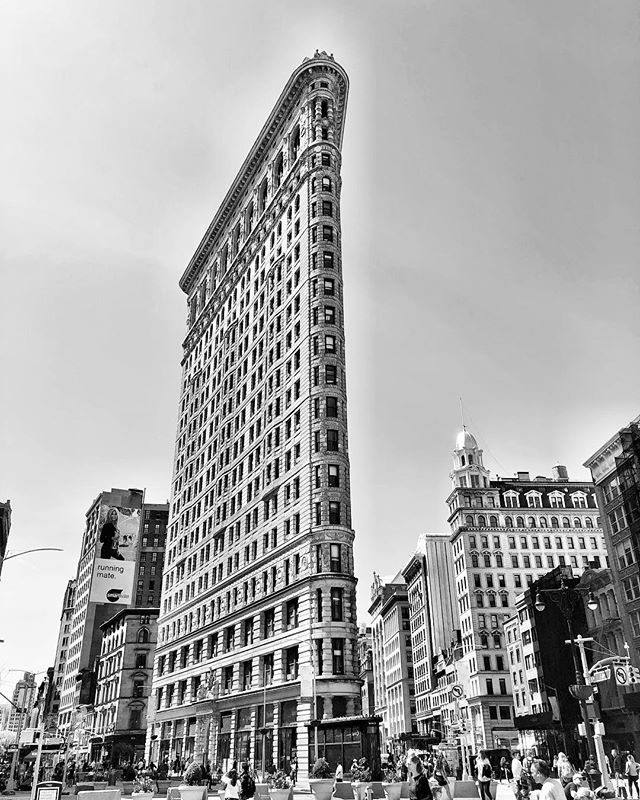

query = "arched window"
(528, 516), (536, 528)
(461, 454), (466, 466)
(574, 517), (582, 527)
(469, 454), (474, 465)
(562, 517), (571, 528)
(478, 515), (486, 527)
(539, 517), (548, 527)
(294, 194), (300, 213)
(476, 592), (484, 608)
(320, 99), (329, 118)
(471, 554), (479, 568)
(465, 515), (474, 526)
(488, 593), (497, 608)
(493, 633), (501, 648)
(585, 518), (594, 528)
(480, 634), (489, 649)
(516, 516), (525, 528)
(500, 593), (509, 608)
(484, 553), (491, 568)
(258, 177), (269, 214)
(137, 628), (150, 644)
(290, 125), (300, 163)
(551, 516), (559, 528)
(274, 152), (284, 187)
(505, 516), (513, 527)
(489, 515), (498, 527)
(245, 200), (254, 233)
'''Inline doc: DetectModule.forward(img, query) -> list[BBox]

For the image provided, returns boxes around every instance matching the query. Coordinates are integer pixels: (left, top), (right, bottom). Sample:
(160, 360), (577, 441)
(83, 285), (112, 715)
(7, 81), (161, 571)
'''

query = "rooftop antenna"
(459, 396), (466, 430)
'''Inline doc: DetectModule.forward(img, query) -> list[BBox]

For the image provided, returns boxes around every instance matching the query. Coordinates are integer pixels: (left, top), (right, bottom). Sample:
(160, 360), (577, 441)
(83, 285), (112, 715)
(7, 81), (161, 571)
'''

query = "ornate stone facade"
(148, 53), (361, 781)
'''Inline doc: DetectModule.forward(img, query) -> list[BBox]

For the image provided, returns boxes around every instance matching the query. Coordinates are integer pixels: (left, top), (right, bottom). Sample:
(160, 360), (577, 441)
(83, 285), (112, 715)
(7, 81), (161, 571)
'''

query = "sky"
(1, 0), (640, 694)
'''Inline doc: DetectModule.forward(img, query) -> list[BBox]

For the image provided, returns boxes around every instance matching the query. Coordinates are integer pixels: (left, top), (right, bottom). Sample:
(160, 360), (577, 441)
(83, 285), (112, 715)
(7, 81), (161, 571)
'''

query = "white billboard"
(90, 503), (141, 604)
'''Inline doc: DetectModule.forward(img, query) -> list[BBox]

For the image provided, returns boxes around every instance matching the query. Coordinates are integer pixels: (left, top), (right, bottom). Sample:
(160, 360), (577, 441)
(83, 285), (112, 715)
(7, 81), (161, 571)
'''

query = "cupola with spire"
(450, 426), (490, 489)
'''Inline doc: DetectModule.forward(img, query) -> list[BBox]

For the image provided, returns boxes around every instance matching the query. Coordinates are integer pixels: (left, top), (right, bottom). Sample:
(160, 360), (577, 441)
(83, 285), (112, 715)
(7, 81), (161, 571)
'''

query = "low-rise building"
(91, 608), (159, 765)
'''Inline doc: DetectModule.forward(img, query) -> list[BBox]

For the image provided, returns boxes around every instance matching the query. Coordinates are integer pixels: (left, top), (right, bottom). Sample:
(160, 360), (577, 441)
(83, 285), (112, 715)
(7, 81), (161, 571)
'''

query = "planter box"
(121, 782), (134, 795)
(383, 783), (402, 800)
(353, 782), (373, 800)
(309, 778), (334, 800)
(268, 790), (291, 800)
(178, 786), (207, 800)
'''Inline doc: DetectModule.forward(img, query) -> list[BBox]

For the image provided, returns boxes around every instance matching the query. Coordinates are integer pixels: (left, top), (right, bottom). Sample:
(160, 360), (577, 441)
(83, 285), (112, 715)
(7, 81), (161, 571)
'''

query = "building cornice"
(179, 53), (349, 295)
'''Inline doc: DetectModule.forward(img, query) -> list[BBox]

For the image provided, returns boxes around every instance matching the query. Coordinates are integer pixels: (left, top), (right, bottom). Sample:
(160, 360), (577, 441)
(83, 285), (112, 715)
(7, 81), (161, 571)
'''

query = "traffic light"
(629, 667), (640, 685)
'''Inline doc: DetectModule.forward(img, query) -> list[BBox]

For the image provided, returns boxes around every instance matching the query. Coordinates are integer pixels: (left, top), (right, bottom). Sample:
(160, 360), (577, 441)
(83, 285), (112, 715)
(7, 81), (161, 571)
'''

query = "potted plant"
(351, 759), (373, 800)
(309, 758), (334, 800)
(179, 763), (204, 800)
(382, 766), (403, 800)
(133, 774), (155, 800)
(156, 763), (170, 793)
(267, 770), (292, 800)
(121, 764), (136, 795)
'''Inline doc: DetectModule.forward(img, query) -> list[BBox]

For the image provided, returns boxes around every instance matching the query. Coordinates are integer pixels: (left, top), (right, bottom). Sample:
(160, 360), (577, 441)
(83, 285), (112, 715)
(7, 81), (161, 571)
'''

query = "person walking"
(335, 764), (344, 783)
(530, 760), (565, 800)
(557, 754), (575, 787)
(239, 762), (256, 800)
(476, 751), (493, 800)
(408, 754), (433, 800)
(223, 767), (240, 800)
(626, 755), (639, 799)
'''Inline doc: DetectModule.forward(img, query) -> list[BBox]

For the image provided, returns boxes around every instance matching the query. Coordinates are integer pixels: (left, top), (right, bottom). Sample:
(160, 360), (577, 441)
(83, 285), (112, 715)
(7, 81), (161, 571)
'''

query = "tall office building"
(368, 573), (415, 748)
(401, 533), (459, 738)
(50, 579), (76, 724)
(149, 53), (361, 780)
(7, 672), (37, 733)
(57, 489), (168, 762)
(584, 414), (640, 750)
(447, 428), (609, 751)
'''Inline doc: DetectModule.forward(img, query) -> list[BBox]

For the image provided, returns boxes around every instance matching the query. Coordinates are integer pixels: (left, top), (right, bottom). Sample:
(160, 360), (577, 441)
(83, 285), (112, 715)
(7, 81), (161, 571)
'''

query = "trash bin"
(35, 781), (64, 800)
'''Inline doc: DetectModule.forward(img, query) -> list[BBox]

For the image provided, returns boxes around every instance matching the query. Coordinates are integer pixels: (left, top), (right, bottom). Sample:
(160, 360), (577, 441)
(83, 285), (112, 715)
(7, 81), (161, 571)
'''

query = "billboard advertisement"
(90, 501), (141, 605)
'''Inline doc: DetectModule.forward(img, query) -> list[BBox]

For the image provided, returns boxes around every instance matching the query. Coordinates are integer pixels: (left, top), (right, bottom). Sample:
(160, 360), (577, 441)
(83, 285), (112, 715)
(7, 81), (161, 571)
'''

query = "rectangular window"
(328, 465), (340, 487)
(322, 251), (334, 269)
(330, 543), (342, 572)
(330, 588), (344, 621)
(332, 638), (344, 675)
(325, 365), (337, 384)
(325, 334), (336, 353)
(329, 501), (341, 524)
(326, 397), (338, 417)
(326, 430), (339, 451)
(324, 306), (335, 324)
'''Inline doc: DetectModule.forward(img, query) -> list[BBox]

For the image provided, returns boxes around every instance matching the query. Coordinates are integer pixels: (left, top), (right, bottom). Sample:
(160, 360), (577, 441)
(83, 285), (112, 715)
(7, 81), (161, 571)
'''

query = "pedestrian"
(530, 760), (565, 800)
(500, 756), (509, 783)
(408, 754), (433, 800)
(476, 750), (493, 800)
(557, 754), (575, 787)
(626, 755), (639, 799)
(223, 767), (240, 800)
(290, 757), (298, 786)
(564, 772), (588, 800)
(434, 758), (452, 800)
(239, 762), (256, 800)
(335, 764), (344, 783)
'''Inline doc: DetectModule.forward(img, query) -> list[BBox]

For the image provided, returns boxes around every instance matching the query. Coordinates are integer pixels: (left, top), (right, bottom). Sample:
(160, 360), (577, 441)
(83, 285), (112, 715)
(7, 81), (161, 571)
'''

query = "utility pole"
(569, 635), (613, 791)
(6, 701), (26, 793)
(30, 675), (49, 800)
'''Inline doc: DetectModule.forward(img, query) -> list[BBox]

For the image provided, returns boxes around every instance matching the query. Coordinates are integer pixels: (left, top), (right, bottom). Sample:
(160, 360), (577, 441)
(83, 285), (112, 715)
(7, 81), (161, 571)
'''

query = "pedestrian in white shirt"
(531, 759), (565, 800)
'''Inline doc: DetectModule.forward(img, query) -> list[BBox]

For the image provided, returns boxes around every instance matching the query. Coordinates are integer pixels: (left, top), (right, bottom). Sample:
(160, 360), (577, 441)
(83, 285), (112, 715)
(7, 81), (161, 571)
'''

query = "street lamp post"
(3, 548), (63, 562)
(533, 579), (611, 787)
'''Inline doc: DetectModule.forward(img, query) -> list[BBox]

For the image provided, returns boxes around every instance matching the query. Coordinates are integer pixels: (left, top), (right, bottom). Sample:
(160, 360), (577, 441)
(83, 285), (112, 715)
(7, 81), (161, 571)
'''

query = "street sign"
(591, 667), (611, 683)
(451, 684), (464, 699)
(615, 666), (629, 686)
